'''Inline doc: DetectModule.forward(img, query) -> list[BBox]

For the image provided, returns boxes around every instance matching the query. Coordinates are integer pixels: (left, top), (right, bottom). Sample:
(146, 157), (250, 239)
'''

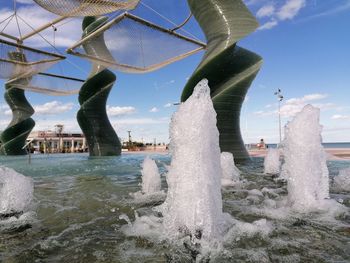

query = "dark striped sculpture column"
(77, 17), (121, 156)
(0, 53), (35, 155)
(182, 0), (263, 162)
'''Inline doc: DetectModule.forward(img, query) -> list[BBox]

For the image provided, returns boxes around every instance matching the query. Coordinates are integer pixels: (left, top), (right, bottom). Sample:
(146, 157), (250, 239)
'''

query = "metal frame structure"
(7, 72), (84, 96)
(0, 38), (66, 80)
(67, 12), (206, 73)
(33, 0), (140, 17)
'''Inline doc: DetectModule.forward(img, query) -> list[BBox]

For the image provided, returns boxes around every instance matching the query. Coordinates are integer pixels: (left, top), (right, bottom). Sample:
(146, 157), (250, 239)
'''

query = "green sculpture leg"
(77, 17), (121, 156)
(0, 52), (35, 155)
(182, 0), (263, 162)
(0, 84), (35, 155)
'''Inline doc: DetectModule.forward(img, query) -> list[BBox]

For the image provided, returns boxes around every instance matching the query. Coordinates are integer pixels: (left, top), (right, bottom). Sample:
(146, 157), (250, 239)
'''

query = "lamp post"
(274, 89), (284, 144)
(127, 131), (132, 150)
(55, 124), (64, 153)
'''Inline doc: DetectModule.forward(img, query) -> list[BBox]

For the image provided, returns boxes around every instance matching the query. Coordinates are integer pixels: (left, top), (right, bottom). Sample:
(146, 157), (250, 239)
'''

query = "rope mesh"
(68, 13), (206, 73)
(33, 0), (140, 17)
(7, 73), (84, 96)
(0, 39), (64, 81)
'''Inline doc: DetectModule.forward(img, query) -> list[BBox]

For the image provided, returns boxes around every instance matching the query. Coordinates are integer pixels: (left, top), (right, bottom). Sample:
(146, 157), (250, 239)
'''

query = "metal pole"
(127, 131), (132, 150)
(19, 16), (67, 42)
(28, 142), (31, 164)
(278, 100), (282, 143)
(0, 32), (20, 42)
(274, 89), (284, 144)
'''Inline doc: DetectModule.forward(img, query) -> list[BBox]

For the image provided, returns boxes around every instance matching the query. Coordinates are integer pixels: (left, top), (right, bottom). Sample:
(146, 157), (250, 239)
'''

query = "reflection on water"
(0, 153), (349, 262)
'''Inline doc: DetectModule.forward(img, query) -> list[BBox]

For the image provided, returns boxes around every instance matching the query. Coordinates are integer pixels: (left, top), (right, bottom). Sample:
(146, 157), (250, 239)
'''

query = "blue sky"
(0, 0), (349, 144)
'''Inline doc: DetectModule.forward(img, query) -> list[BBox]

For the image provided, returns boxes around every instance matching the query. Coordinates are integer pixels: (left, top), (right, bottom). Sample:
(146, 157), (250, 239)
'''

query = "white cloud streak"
(0, 5), (81, 48)
(257, 4), (275, 18)
(258, 19), (278, 30)
(107, 106), (136, 117)
(34, 101), (74, 115)
(257, 0), (306, 30)
(164, 103), (172, 108)
(149, 107), (159, 113)
(254, 93), (331, 118)
(277, 0), (306, 20)
(331, 114), (350, 120)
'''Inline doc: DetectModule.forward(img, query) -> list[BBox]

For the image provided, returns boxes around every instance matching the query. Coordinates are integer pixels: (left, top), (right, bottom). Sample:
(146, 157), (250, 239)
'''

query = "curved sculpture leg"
(182, 0), (263, 162)
(77, 17), (121, 156)
(0, 81), (35, 155)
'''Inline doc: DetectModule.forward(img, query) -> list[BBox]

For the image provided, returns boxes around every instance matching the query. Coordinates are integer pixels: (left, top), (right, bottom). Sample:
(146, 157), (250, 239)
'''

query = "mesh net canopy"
(33, 0), (140, 17)
(67, 13), (206, 73)
(0, 39), (65, 81)
(7, 72), (84, 96)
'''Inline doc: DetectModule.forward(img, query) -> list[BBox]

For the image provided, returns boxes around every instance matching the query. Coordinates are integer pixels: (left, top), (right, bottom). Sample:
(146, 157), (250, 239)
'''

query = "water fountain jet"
(161, 79), (230, 241)
(221, 152), (240, 186)
(264, 148), (281, 175)
(0, 166), (33, 216)
(281, 104), (329, 212)
(141, 156), (161, 195)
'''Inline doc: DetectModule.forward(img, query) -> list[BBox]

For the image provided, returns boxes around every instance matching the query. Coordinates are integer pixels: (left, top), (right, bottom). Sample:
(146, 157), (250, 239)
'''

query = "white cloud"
(257, 4), (275, 18)
(254, 110), (274, 117)
(0, 104), (11, 116)
(154, 80), (176, 90)
(284, 93), (328, 105)
(254, 93), (332, 118)
(301, 1), (350, 22)
(113, 117), (169, 126)
(277, 0), (306, 20)
(149, 107), (159, 113)
(255, 0), (306, 31)
(0, 5), (81, 48)
(17, 0), (34, 4)
(258, 19), (278, 30)
(244, 0), (264, 6)
(33, 119), (81, 132)
(279, 93), (329, 117)
(34, 101), (74, 115)
(164, 103), (172, 108)
(331, 114), (350, 120)
(107, 106), (136, 117)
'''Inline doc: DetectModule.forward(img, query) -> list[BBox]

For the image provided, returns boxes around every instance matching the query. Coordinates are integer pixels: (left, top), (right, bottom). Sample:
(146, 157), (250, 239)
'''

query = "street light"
(127, 130), (132, 150)
(274, 89), (284, 144)
(55, 124), (64, 153)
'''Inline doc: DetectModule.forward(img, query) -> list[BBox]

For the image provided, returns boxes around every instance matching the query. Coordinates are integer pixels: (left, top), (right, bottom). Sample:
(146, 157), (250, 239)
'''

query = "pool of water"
(0, 153), (349, 262)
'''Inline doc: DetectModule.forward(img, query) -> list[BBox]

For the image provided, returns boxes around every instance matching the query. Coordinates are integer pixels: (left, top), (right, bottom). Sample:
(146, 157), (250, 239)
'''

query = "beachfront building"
(27, 130), (86, 153)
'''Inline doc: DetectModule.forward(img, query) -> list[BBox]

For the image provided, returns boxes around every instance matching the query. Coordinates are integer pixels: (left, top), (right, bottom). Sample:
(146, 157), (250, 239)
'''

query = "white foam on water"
(281, 105), (330, 212)
(264, 148), (280, 174)
(333, 168), (350, 192)
(224, 218), (273, 243)
(221, 152), (240, 186)
(0, 166), (34, 215)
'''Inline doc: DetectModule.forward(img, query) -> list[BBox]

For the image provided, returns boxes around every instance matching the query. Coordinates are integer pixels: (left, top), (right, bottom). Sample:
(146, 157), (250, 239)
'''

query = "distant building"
(27, 130), (86, 153)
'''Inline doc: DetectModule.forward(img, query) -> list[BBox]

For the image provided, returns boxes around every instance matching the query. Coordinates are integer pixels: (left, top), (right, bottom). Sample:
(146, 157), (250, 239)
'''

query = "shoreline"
(123, 148), (350, 161)
(20, 148), (350, 161)
(248, 148), (350, 160)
